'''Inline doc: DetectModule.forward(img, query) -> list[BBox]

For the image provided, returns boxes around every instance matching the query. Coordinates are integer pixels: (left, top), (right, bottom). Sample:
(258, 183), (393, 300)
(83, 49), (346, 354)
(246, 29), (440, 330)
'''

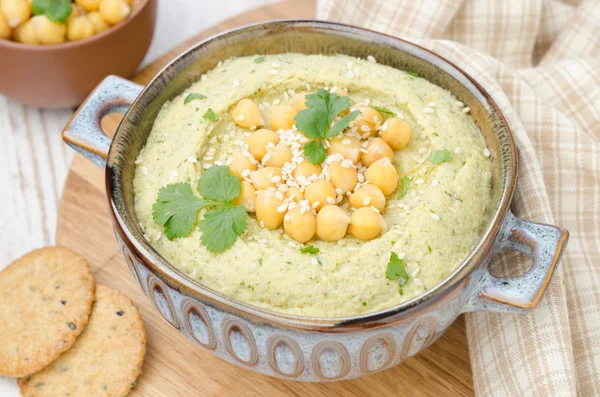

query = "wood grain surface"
(57, 1), (474, 395)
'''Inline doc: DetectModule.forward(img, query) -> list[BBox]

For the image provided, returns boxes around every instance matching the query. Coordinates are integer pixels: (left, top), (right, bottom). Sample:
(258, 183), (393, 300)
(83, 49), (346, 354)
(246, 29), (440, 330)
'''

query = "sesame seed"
(141, 166), (148, 174)
(202, 163), (212, 169)
(371, 205), (380, 213)
(233, 79), (240, 87)
(418, 148), (427, 154)
(357, 173), (365, 182)
(187, 156), (198, 163)
(430, 212), (440, 221)
(462, 107), (470, 113)
(427, 101), (436, 107)
(423, 107), (434, 114)
(277, 203), (288, 213)
(411, 268), (421, 277)
(415, 178), (424, 185)
(484, 148), (491, 157)
(311, 201), (320, 209)
(342, 139), (352, 145)
(201, 74), (208, 81)
(363, 197), (371, 206)
(271, 176), (281, 183)
(171, 170), (179, 177)
(454, 147), (463, 154)
(326, 197), (336, 204)
(135, 158), (143, 165)
(410, 190), (417, 198)
(284, 247), (290, 252)
(348, 71), (355, 79)
(367, 55), (376, 63)
(271, 62), (280, 68)
(432, 180), (439, 186)
(381, 121), (389, 132)
(275, 191), (283, 200)
(269, 69), (278, 75)
(259, 221), (264, 227)
(456, 100), (463, 106)
(414, 278), (423, 287)
(359, 148), (368, 154)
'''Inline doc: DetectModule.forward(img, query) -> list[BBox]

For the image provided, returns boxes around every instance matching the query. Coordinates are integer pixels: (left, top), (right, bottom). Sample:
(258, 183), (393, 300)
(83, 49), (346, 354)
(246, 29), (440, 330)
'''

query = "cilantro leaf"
(326, 110), (360, 138)
(184, 93), (206, 104)
(386, 252), (409, 286)
(32, 0), (72, 24)
(198, 165), (241, 202)
(152, 183), (210, 240)
(303, 140), (327, 165)
(300, 246), (320, 254)
(428, 149), (453, 164)
(203, 108), (218, 121)
(398, 176), (410, 199)
(199, 206), (248, 252)
(372, 105), (396, 116)
(254, 56), (265, 63)
(294, 108), (328, 139)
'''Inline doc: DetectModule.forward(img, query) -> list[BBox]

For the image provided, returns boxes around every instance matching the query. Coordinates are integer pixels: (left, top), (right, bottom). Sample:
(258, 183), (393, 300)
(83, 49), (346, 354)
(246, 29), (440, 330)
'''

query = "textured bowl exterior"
(59, 21), (564, 381)
(0, 0), (156, 109)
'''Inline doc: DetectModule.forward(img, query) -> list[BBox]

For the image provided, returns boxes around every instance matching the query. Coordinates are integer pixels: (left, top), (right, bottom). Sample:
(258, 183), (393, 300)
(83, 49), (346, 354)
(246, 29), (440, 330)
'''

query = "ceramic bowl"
(0, 0), (156, 109)
(61, 20), (569, 382)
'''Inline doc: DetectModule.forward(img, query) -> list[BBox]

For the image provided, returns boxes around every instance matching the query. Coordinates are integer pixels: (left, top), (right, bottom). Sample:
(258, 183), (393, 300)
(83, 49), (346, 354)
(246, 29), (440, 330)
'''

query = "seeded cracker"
(18, 285), (147, 397)
(0, 247), (95, 377)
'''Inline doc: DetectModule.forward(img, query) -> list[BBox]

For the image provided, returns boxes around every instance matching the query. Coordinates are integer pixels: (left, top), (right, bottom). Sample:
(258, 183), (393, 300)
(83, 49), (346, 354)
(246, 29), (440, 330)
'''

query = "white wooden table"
(0, 1), (277, 394)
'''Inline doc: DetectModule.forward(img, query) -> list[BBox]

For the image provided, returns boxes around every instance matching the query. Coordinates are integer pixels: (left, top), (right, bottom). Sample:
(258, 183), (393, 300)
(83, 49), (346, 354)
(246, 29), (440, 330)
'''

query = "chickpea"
(316, 205), (350, 241)
(0, 13), (11, 40)
(354, 106), (382, 136)
(99, 0), (131, 25)
(250, 167), (282, 190)
(365, 157), (399, 195)
(245, 129), (279, 161)
(284, 206), (316, 243)
(304, 180), (336, 212)
(0, 0), (31, 28)
(67, 16), (94, 41)
(270, 105), (296, 131)
(229, 154), (257, 180)
(264, 144), (292, 168)
(232, 98), (264, 128)
(292, 160), (321, 180)
(381, 118), (411, 150)
(87, 11), (110, 33)
(284, 187), (304, 202)
(349, 207), (386, 240)
(327, 136), (362, 164)
(349, 184), (386, 212)
(255, 190), (285, 229)
(362, 138), (394, 167)
(294, 92), (307, 111)
(328, 162), (357, 194)
(30, 15), (66, 45)
(76, 0), (101, 12)
(233, 181), (256, 212)
(12, 19), (37, 44)
(68, 4), (82, 23)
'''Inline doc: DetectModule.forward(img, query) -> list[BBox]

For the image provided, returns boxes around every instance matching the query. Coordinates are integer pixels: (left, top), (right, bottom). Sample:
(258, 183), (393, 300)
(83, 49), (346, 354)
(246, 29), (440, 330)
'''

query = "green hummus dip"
(133, 53), (492, 317)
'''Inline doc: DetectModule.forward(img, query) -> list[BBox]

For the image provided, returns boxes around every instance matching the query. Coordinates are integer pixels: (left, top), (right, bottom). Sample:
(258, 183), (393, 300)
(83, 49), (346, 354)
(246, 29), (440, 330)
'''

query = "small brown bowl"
(0, 0), (157, 109)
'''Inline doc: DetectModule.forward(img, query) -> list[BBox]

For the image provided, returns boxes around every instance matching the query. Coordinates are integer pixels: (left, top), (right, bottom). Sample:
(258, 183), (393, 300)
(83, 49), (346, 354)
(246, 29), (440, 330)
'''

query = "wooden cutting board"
(56, 1), (474, 395)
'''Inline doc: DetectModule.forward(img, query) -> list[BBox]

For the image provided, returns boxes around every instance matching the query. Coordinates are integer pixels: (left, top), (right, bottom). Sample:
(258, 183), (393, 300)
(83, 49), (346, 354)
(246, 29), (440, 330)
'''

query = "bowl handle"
(62, 75), (143, 168)
(465, 211), (569, 313)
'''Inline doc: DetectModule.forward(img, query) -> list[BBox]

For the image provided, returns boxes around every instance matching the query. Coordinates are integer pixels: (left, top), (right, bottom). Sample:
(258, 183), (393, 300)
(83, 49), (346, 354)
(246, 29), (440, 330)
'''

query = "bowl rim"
(0, 0), (153, 51)
(107, 19), (518, 330)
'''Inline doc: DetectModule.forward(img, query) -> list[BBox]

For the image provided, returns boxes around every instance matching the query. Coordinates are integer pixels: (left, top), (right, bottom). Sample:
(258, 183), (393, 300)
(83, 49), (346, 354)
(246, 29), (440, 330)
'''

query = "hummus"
(133, 53), (492, 317)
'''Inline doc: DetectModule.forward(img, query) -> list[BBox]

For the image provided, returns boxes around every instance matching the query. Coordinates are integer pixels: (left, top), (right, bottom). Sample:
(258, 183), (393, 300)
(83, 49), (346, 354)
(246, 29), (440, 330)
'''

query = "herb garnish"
(398, 176), (410, 199)
(428, 149), (453, 164)
(372, 105), (395, 116)
(300, 246), (320, 254)
(254, 56), (265, 63)
(184, 93), (207, 104)
(406, 71), (419, 77)
(32, 0), (72, 24)
(152, 166), (248, 252)
(203, 108), (218, 121)
(385, 252), (409, 286)
(294, 88), (361, 164)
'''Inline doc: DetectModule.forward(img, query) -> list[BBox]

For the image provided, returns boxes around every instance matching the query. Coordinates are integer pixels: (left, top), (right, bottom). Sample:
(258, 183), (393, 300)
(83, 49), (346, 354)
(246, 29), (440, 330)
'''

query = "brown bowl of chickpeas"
(0, 0), (156, 108)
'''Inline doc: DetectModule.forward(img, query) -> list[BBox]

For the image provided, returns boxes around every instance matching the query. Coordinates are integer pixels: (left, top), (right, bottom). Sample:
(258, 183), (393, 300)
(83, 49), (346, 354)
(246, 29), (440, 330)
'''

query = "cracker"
(18, 285), (147, 397)
(0, 247), (95, 377)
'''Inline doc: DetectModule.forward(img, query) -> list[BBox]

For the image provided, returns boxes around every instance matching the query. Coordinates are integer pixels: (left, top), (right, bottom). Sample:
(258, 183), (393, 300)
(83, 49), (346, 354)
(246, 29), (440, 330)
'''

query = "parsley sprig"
(32, 0), (72, 24)
(152, 166), (248, 252)
(294, 89), (361, 164)
(386, 252), (409, 286)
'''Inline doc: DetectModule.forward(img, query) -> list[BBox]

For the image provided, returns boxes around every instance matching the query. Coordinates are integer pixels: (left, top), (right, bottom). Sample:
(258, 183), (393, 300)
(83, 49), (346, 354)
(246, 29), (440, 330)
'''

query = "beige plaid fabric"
(318, 0), (600, 396)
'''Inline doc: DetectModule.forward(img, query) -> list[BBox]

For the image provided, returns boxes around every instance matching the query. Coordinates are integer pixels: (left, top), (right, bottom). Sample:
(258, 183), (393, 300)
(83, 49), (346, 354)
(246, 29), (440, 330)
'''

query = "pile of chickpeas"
(227, 91), (412, 244)
(0, 0), (138, 44)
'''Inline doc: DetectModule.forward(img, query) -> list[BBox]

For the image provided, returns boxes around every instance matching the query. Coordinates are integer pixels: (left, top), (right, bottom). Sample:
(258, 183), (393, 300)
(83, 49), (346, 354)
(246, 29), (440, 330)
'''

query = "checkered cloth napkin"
(318, 0), (600, 395)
